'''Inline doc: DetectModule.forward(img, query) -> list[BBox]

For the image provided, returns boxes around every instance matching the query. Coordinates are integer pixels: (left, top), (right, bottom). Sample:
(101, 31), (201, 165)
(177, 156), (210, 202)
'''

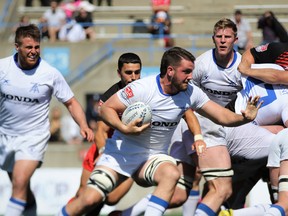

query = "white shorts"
(267, 129), (288, 168)
(0, 132), (50, 172)
(96, 138), (167, 177)
(196, 113), (227, 147)
(169, 118), (195, 166)
(225, 123), (275, 159)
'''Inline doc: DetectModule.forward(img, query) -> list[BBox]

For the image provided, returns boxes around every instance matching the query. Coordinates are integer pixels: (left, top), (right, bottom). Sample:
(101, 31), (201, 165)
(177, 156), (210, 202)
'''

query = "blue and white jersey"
(234, 64), (288, 126)
(192, 49), (243, 107)
(0, 54), (74, 136)
(114, 74), (209, 154)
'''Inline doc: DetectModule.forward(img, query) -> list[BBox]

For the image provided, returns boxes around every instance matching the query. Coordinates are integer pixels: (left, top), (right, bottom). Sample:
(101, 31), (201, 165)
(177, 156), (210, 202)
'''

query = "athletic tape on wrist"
(194, 134), (203, 141)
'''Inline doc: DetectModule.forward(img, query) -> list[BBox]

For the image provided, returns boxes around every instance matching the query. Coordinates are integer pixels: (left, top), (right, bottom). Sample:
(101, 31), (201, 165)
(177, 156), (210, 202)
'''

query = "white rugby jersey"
(234, 64), (288, 126)
(192, 49), (243, 107)
(114, 74), (209, 154)
(0, 54), (74, 136)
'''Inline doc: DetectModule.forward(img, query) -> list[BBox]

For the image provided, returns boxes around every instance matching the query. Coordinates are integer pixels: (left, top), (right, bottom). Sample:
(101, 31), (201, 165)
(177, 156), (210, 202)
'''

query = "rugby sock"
(264, 204), (285, 216)
(122, 194), (151, 216)
(182, 190), (200, 216)
(194, 203), (216, 216)
(232, 204), (271, 216)
(144, 195), (169, 216)
(4, 197), (26, 216)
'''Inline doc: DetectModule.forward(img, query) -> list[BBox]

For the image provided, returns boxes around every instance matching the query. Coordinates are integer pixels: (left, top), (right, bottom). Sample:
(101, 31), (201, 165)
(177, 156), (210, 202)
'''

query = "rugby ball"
(121, 102), (152, 126)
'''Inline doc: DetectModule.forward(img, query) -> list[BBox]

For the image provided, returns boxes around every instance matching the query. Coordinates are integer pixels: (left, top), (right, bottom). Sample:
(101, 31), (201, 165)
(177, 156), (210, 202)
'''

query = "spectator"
(9, 15), (31, 42)
(61, 115), (84, 145)
(49, 106), (63, 143)
(75, 7), (96, 40)
(231, 9), (253, 54)
(25, 0), (49, 7)
(258, 10), (288, 45)
(96, 0), (112, 6)
(60, 0), (96, 20)
(151, 0), (170, 14)
(14, 15), (30, 29)
(41, 0), (66, 42)
(149, 10), (174, 47)
(58, 19), (86, 42)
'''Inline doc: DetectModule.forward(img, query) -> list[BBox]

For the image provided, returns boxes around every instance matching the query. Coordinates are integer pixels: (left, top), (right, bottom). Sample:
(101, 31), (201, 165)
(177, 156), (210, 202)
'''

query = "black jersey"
(100, 81), (123, 103)
(251, 42), (288, 70)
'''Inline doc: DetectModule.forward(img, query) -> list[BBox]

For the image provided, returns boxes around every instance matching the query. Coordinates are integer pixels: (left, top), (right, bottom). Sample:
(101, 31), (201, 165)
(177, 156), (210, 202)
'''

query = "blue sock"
(190, 189), (200, 196)
(144, 195), (169, 216)
(196, 203), (216, 216)
(5, 197), (26, 216)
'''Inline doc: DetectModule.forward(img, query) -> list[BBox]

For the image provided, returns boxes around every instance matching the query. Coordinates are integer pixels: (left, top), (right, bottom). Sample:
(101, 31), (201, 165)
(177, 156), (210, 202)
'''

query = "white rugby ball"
(121, 102), (152, 126)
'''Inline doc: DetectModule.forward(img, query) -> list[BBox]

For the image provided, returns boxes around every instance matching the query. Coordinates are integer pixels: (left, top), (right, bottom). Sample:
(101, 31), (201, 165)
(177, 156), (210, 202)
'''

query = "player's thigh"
(12, 160), (40, 187)
(198, 145), (231, 169)
(135, 154), (178, 186)
(280, 161), (288, 175)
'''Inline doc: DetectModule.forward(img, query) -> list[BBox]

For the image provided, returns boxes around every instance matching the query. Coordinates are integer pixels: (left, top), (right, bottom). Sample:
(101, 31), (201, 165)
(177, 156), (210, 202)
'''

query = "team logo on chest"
(30, 83), (39, 93)
(124, 87), (134, 98)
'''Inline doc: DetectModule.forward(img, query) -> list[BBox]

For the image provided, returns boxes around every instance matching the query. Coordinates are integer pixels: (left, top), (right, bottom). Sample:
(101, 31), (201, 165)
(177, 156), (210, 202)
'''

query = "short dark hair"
(234, 9), (242, 15)
(15, 24), (41, 45)
(118, 53), (142, 71)
(160, 47), (195, 77)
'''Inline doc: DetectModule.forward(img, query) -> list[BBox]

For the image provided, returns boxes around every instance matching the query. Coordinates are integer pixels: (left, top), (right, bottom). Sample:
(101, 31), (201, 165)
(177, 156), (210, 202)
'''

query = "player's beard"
(171, 77), (188, 92)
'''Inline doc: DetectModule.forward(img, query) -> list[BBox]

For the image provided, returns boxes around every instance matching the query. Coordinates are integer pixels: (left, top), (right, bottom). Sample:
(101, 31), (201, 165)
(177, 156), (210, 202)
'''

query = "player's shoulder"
(101, 81), (122, 102)
(0, 55), (13, 64)
(196, 49), (213, 62)
(132, 75), (157, 87)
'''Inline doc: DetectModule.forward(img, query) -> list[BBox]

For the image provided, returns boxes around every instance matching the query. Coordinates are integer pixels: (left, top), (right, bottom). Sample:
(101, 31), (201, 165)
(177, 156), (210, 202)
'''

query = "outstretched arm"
(197, 96), (262, 127)
(64, 97), (94, 142)
(238, 49), (288, 84)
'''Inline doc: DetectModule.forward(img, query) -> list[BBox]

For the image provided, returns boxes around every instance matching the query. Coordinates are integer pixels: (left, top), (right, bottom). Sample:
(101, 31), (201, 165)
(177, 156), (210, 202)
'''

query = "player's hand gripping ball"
(121, 102), (152, 126)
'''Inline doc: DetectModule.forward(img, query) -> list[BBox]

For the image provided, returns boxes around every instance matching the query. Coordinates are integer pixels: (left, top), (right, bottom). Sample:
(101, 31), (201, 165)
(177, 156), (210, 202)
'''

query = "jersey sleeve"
(116, 80), (147, 107)
(52, 69), (74, 103)
(189, 83), (210, 110)
(192, 56), (205, 87)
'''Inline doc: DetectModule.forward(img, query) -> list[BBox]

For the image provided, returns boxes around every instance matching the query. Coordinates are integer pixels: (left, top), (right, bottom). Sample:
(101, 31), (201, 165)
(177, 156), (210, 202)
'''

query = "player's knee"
(164, 165), (181, 182)
(202, 167), (233, 200)
(143, 154), (178, 185)
(210, 179), (232, 200)
(87, 168), (116, 200)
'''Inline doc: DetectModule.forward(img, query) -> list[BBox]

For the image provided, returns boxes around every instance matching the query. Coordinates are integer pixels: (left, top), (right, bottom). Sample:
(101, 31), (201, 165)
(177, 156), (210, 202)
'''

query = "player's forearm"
(247, 68), (284, 84)
(99, 106), (126, 132)
(65, 97), (90, 129)
(184, 109), (202, 135)
(218, 111), (251, 127)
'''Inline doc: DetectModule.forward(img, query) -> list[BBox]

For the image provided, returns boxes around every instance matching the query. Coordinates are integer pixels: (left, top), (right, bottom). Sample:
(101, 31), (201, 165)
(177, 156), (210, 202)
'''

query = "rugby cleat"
(218, 209), (233, 216)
